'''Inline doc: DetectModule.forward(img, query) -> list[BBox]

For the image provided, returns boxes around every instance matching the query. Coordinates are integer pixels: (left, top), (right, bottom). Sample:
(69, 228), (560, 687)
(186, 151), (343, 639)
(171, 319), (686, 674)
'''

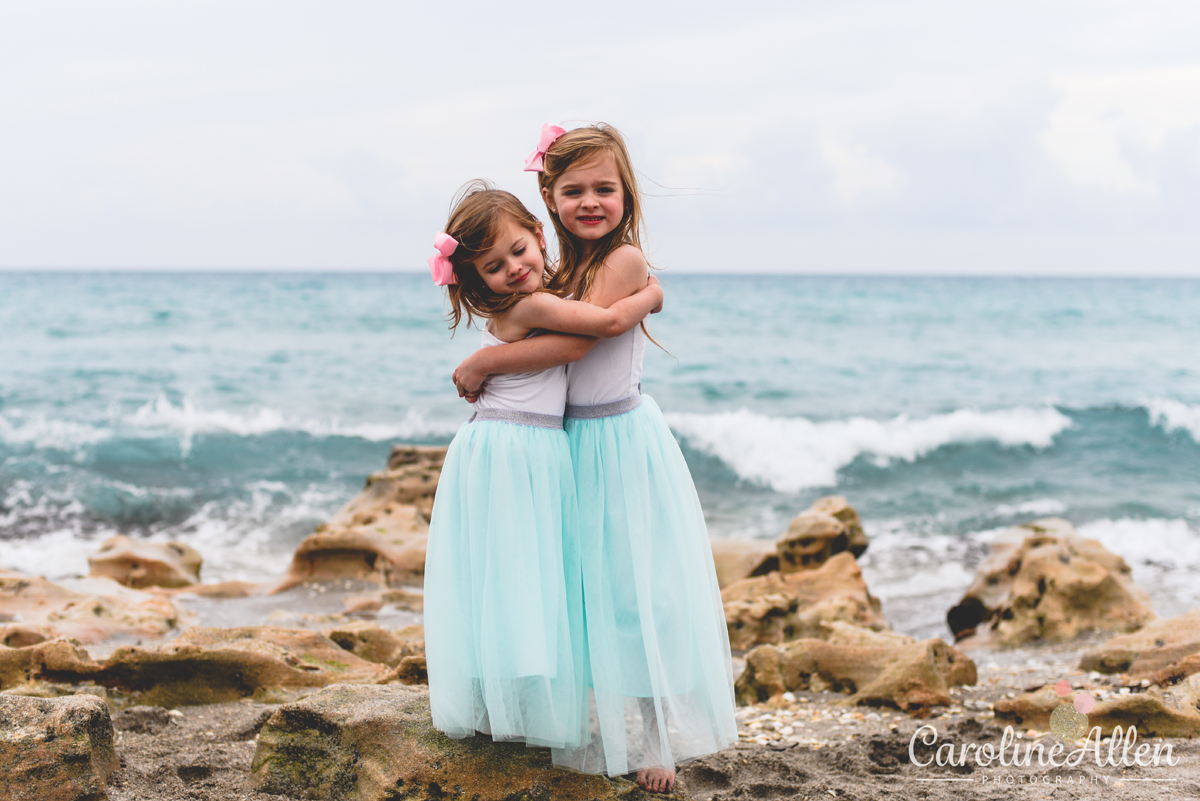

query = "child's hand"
(453, 357), (488, 403)
(647, 275), (663, 314)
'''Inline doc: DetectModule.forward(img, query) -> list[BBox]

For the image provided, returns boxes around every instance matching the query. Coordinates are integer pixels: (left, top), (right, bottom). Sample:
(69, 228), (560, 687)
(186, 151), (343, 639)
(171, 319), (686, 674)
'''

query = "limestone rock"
(272, 446), (446, 593)
(98, 626), (387, 707)
(777, 498), (868, 576)
(0, 638), (102, 691)
(333, 444), (447, 526)
(995, 677), (1200, 738)
(164, 580), (263, 598)
(323, 621), (425, 668)
(0, 572), (183, 644)
(735, 637), (976, 710)
(710, 540), (777, 589)
(947, 518), (1155, 647)
(87, 534), (202, 589)
(0, 694), (118, 801)
(250, 683), (687, 801)
(1078, 609), (1200, 677)
(806, 496), (869, 556)
(273, 506), (428, 592)
(722, 552), (887, 651)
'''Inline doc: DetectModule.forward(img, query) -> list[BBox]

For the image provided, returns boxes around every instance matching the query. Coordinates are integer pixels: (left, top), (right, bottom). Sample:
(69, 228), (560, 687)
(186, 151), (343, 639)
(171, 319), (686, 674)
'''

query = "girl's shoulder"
(603, 244), (647, 276)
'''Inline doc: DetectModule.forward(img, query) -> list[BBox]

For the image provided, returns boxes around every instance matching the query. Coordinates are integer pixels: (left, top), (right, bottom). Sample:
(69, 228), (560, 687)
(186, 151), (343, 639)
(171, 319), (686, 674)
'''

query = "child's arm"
(453, 246), (658, 399)
(511, 275), (661, 338)
(452, 333), (595, 400)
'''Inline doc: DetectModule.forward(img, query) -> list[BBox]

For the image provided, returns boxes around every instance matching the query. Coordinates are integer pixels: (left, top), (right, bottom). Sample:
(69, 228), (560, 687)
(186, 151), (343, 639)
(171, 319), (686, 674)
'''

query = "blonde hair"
(538, 124), (648, 302)
(439, 181), (552, 333)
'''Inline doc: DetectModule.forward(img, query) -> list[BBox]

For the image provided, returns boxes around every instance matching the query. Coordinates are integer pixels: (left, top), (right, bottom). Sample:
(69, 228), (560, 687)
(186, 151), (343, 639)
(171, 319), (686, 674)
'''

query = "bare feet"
(635, 766), (676, 794)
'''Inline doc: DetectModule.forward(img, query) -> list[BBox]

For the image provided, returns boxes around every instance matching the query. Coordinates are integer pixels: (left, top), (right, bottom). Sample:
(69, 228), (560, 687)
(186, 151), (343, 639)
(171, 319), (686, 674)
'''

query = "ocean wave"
(664, 407), (1073, 492)
(991, 498), (1068, 518)
(129, 394), (457, 454)
(1078, 517), (1200, 572)
(0, 412), (111, 451)
(1144, 398), (1200, 444)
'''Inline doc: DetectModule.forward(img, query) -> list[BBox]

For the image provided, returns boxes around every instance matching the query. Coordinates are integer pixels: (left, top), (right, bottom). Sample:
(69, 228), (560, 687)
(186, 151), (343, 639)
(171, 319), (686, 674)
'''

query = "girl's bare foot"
(635, 766), (676, 793)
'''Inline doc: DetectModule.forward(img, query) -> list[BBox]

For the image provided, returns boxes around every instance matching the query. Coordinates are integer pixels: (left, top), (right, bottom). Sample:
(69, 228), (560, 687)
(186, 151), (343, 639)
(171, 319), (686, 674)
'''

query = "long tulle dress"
(554, 322), (738, 775)
(424, 329), (586, 750)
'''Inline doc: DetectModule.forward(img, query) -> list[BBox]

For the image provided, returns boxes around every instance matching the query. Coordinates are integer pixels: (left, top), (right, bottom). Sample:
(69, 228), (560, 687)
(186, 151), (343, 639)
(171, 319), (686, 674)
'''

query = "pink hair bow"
(523, 124), (566, 172)
(428, 233), (458, 286)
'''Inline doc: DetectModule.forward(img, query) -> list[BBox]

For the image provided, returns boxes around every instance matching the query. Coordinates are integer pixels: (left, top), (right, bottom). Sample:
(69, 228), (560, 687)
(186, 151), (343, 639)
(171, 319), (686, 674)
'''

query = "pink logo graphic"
(1049, 679), (1095, 740)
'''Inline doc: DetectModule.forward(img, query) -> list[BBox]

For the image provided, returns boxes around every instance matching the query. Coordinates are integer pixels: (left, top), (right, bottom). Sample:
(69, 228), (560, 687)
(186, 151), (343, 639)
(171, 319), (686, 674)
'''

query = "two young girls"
(424, 126), (736, 794)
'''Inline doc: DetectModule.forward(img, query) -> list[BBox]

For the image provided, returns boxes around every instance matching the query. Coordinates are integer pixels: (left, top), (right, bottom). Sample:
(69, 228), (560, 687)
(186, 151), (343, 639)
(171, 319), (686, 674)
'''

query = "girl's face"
(543, 153), (625, 252)
(469, 218), (547, 295)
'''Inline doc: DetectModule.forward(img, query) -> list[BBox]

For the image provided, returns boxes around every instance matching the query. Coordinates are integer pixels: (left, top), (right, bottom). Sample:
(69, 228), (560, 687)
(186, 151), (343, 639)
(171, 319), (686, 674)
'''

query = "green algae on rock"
(251, 683), (692, 801)
(0, 694), (118, 801)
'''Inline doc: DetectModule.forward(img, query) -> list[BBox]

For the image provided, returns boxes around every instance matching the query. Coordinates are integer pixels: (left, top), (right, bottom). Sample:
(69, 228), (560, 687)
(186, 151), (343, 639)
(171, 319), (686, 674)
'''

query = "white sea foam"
(1145, 398), (1200, 443)
(0, 412), (111, 451)
(664, 406), (1073, 492)
(1077, 518), (1200, 619)
(992, 498), (1069, 518)
(128, 394), (458, 455)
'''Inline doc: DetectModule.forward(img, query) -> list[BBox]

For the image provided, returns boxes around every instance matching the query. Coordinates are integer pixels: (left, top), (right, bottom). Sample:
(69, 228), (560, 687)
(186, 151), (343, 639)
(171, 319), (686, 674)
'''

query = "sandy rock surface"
(948, 518), (1155, 647)
(87, 535), (203, 589)
(321, 620), (425, 668)
(251, 683), (685, 801)
(0, 693), (118, 801)
(0, 571), (184, 644)
(1078, 609), (1200, 677)
(1, 626), (389, 707)
(737, 634), (977, 710)
(722, 552), (887, 650)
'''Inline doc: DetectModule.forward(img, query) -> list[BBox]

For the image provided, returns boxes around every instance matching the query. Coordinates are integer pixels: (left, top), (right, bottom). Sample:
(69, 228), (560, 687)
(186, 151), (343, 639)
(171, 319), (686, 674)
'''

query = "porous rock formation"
(995, 676), (1200, 738)
(0, 626), (388, 707)
(709, 496), (870, 589)
(1078, 609), (1200, 678)
(946, 518), (1154, 647)
(251, 683), (687, 801)
(735, 626), (976, 711)
(273, 445), (446, 592)
(323, 620), (427, 684)
(87, 534), (202, 589)
(777, 496), (869, 573)
(0, 570), (183, 645)
(0, 694), (118, 801)
(722, 552), (887, 651)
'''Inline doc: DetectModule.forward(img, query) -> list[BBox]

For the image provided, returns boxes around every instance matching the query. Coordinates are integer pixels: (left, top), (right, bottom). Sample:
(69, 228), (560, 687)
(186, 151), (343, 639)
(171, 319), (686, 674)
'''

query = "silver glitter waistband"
(468, 408), (564, 430)
(564, 393), (643, 419)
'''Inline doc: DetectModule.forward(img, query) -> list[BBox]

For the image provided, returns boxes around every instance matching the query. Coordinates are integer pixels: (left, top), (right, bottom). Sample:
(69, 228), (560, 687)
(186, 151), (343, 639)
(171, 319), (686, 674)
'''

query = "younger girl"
(423, 182), (662, 754)
(453, 127), (737, 793)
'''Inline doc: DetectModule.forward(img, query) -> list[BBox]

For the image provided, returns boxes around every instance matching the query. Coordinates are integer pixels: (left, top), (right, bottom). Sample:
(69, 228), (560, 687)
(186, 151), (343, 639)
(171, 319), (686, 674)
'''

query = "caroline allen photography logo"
(909, 679), (1180, 786)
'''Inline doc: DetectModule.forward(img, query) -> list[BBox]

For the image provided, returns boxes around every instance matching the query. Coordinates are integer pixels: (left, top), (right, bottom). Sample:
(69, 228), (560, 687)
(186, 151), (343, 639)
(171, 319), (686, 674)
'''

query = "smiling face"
(468, 217), (547, 296)
(543, 153), (626, 254)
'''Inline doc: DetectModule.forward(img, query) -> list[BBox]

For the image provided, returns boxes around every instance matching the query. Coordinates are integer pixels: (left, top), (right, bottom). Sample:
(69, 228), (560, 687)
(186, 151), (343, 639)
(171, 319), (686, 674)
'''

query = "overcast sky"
(2, 1), (1199, 275)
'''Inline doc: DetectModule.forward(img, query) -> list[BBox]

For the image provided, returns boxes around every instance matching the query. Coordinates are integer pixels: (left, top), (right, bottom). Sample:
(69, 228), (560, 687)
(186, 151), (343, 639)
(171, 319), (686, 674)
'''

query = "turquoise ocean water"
(3, 272), (1198, 638)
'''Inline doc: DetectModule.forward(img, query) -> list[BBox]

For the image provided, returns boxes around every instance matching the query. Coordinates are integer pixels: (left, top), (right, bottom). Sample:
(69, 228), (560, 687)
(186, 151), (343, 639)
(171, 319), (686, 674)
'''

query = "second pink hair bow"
(523, 124), (566, 172)
(428, 233), (458, 286)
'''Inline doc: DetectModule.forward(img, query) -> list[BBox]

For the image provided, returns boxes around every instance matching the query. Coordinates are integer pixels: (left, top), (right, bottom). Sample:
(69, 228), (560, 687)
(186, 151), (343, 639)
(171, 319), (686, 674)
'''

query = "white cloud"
(1039, 65), (1200, 195)
(817, 134), (900, 203)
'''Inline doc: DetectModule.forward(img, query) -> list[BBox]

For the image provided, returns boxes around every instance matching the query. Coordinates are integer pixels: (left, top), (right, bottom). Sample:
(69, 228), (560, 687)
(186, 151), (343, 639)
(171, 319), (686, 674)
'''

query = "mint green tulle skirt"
(556, 395), (737, 775)
(424, 418), (586, 749)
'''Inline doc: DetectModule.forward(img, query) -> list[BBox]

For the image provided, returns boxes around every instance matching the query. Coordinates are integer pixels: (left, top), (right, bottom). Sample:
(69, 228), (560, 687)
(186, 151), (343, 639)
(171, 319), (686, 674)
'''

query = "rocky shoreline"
(3, 444), (1200, 800)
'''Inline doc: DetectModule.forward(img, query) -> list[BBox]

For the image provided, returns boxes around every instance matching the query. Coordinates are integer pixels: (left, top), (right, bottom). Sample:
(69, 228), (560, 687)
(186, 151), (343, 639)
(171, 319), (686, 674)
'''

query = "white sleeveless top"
(471, 328), (567, 417)
(566, 319), (645, 406)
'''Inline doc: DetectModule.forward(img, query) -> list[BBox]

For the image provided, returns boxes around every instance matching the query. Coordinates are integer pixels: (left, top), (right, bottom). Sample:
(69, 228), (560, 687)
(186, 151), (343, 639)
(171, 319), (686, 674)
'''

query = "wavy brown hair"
(439, 181), (553, 333)
(538, 124), (648, 302)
